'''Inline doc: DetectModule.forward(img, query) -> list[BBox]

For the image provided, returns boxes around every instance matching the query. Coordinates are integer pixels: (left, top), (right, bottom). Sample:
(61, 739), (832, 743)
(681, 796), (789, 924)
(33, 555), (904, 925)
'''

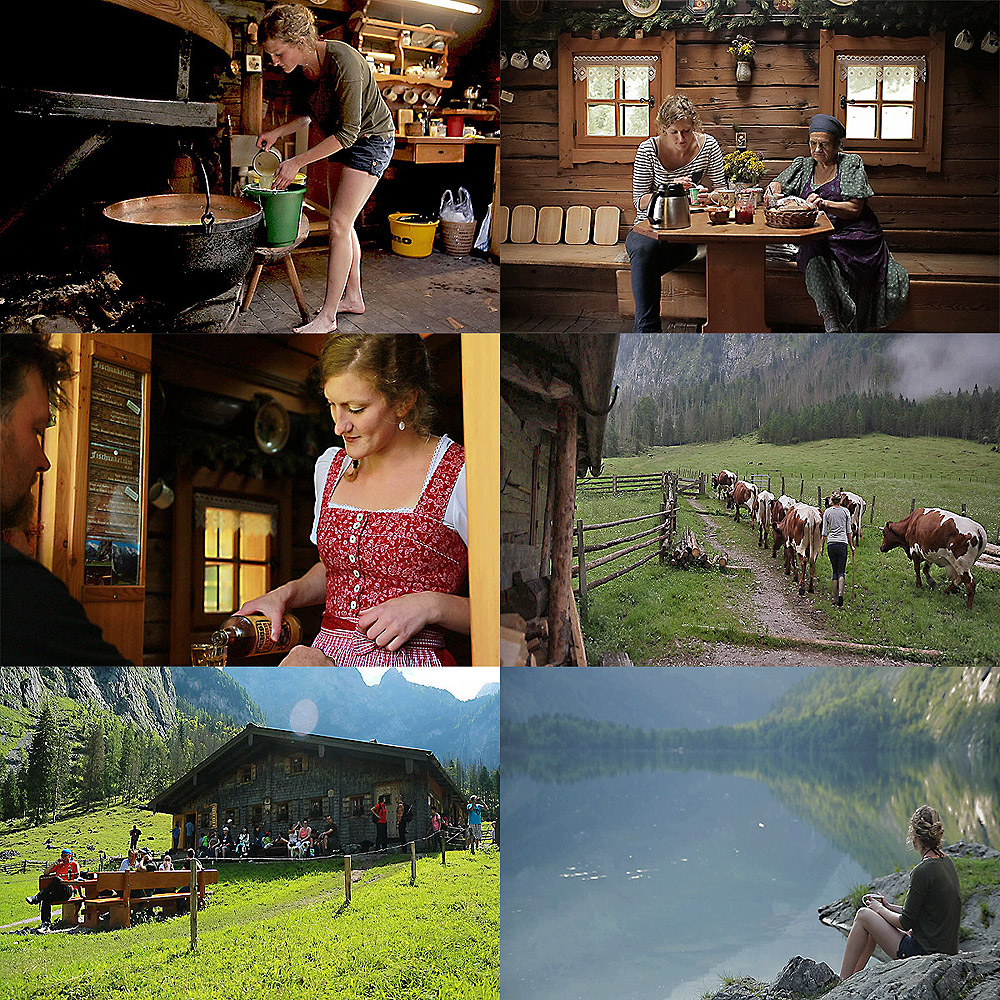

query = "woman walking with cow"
(821, 492), (855, 607)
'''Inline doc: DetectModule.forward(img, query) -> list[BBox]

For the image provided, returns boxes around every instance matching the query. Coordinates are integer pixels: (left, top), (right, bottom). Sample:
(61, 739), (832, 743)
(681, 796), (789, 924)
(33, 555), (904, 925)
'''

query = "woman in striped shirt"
(626, 95), (726, 332)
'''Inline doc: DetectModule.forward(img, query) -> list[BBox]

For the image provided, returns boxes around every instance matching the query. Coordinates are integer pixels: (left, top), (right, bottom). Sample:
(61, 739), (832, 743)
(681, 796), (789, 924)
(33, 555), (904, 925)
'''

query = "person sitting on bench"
(26, 848), (81, 932)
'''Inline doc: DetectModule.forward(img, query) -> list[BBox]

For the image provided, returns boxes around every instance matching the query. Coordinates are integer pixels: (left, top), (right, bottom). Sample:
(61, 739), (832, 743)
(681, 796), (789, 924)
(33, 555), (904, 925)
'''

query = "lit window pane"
(846, 65), (878, 102)
(204, 564), (219, 613)
(240, 512), (273, 562)
(217, 564), (235, 613)
(205, 508), (219, 558)
(240, 564), (268, 606)
(881, 104), (913, 139)
(622, 105), (648, 137)
(846, 104), (877, 139)
(586, 66), (615, 100)
(622, 66), (648, 101)
(587, 104), (616, 137)
(882, 65), (915, 101)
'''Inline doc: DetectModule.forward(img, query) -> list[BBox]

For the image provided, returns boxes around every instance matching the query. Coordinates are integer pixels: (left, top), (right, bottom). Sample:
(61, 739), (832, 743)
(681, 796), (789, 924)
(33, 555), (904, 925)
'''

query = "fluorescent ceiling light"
(405, 0), (483, 15)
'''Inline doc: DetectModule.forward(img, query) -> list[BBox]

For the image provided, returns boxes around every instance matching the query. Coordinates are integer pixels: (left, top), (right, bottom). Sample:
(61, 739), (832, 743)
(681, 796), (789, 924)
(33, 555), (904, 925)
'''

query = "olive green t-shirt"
(900, 855), (961, 955)
(289, 40), (394, 149)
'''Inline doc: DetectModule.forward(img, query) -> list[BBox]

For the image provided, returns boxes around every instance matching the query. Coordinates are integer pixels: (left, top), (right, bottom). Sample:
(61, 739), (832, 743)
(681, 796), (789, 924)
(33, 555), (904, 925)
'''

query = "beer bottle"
(212, 613), (302, 657)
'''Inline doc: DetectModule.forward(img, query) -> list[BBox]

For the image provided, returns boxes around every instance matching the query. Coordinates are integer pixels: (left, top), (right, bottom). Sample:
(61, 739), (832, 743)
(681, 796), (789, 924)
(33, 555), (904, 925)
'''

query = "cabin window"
(346, 794), (368, 817)
(194, 494), (278, 618)
(199, 810), (212, 829)
(308, 797), (324, 818)
(819, 31), (944, 170)
(238, 764), (257, 784)
(251, 804), (263, 827)
(286, 754), (308, 775)
(275, 801), (290, 822)
(558, 33), (677, 167)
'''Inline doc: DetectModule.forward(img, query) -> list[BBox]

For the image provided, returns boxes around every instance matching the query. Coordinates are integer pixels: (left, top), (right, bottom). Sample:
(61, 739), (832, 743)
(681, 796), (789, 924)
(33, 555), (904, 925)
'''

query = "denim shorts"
(896, 933), (926, 959)
(331, 133), (395, 178)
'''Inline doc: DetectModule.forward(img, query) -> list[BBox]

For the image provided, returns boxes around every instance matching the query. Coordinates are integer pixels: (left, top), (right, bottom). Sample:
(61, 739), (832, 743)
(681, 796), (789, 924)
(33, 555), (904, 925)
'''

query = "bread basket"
(765, 206), (819, 229)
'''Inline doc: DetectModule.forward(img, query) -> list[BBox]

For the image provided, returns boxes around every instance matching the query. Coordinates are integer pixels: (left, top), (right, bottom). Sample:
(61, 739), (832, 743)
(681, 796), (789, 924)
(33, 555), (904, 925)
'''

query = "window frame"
(558, 32), (677, 168)
(819, 30), (945, 171)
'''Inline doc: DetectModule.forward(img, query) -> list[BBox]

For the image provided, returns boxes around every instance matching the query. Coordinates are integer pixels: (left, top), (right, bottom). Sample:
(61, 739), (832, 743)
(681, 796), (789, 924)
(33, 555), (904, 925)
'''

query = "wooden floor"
(501, 312), (696, 333)
(234, 244), (500, 334)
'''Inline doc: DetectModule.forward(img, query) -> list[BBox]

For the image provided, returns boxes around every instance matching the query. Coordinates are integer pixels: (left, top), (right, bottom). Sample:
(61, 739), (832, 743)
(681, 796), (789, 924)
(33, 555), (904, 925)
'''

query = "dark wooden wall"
(502, 25), (999, 253)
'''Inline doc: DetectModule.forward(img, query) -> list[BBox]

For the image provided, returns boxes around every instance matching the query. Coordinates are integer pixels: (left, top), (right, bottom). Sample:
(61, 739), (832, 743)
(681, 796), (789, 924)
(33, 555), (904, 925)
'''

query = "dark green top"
(900, 855), (961, 955)
(289, 40), (394, 149)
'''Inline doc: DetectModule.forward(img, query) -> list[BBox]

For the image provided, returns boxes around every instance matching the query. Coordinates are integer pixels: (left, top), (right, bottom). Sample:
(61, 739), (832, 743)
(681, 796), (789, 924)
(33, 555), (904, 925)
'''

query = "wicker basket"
(440, 218), (477, 256)
(765, 207), (819, 229)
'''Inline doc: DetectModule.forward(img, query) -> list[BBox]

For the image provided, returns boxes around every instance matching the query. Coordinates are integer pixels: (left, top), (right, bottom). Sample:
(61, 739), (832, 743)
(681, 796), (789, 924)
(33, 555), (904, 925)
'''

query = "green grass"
(581, 434), (1000, 664)
(0, 825), (498, 999)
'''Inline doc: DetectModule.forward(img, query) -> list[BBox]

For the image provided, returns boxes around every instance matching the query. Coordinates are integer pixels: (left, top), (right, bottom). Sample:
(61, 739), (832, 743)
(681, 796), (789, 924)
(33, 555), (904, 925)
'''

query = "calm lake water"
(501, 750), (995, 1000)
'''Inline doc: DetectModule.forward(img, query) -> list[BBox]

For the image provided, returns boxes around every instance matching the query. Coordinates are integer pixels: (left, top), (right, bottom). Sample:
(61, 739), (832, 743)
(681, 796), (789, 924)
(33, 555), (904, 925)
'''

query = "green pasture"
(0, 816), (498, 1000)
(577, 434), (1000, 664)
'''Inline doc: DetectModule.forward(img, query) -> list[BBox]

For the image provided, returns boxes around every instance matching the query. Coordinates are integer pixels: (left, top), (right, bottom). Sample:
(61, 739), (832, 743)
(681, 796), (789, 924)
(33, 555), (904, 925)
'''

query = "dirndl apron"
(312, 439), (467, 666)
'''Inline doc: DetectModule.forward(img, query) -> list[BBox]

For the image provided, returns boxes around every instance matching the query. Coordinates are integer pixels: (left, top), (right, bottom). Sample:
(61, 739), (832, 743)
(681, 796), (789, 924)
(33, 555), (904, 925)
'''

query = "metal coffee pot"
(649, 182), (691, 229)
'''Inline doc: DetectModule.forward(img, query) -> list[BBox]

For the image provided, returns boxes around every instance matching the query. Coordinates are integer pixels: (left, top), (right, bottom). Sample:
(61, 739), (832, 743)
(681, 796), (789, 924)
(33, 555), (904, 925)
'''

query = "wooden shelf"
(375, 74), (452, 88)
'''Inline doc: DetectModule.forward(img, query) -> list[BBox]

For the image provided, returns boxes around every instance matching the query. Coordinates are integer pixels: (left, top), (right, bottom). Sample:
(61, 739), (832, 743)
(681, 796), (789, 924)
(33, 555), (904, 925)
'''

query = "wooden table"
(633, 208), (834, 333)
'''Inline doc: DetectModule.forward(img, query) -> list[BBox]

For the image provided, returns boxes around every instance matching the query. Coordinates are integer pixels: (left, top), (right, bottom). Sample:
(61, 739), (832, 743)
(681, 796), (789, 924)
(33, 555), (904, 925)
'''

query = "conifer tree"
(24, 702), (58, 822)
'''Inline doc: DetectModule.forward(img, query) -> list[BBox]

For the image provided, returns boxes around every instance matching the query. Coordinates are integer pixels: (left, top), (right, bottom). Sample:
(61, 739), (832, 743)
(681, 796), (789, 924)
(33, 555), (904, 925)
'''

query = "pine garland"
(507, 1), (1000, 42)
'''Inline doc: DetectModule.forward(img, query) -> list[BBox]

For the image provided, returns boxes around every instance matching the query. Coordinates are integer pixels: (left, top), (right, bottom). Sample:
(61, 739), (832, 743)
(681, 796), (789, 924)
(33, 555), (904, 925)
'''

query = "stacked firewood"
(667, 527), (712, 569)
(500, 613), (549, 666)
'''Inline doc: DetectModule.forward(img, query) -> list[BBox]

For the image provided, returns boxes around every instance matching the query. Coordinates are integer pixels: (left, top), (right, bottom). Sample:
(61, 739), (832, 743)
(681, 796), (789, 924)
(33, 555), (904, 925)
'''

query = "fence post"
(345, 854), (352, 903)
(662, 470), (667, 492)
(189, 864), (198, 951)
(613, 473), (617, 495)
(870, 495), (875, 525)
(818, 486), (822, 507)
(781, 476), (786, 497)
(911, 498), (916, 514)
(962, 503), (967, 516)
(410, 840), (417, 882)
(699, 473), (705, 496)
(441, 834), (447, 866)
(799, 478), (804, 499)
(659, 492), (668, 564)
(576, 519), (588, 620)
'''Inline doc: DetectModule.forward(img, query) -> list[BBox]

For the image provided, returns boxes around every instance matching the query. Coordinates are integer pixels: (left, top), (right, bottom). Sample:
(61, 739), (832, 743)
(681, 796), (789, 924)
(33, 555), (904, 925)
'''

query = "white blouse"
(310, 434), (468, 546)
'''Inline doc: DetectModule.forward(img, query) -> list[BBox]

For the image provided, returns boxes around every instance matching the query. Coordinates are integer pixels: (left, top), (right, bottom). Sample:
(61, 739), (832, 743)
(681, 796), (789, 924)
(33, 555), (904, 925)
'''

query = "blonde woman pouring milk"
(256, 4), (395, 335)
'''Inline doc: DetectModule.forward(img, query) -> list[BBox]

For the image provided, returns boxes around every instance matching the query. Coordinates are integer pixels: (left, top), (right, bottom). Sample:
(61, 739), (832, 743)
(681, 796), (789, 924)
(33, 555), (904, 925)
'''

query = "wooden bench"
(41, 869), (218, 930)
(501, 203), (998, 331)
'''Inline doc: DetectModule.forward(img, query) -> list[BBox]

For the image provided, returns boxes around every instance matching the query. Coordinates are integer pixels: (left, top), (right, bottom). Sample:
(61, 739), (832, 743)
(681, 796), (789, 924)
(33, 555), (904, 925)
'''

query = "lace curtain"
(837, 54), (927, 82)
(573, 53), (659, 81)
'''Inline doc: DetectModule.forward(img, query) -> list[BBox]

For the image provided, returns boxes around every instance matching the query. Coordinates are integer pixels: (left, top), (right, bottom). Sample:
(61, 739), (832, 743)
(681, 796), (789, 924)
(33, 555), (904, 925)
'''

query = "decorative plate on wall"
(624, 0), (662, 15)
(254, 399), (291, 454)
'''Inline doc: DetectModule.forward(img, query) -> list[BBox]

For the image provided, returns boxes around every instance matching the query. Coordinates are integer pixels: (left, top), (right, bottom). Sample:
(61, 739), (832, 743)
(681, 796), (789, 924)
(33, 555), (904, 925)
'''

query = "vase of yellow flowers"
(723, 150), (767, 195)
(729, 34), (756, 83)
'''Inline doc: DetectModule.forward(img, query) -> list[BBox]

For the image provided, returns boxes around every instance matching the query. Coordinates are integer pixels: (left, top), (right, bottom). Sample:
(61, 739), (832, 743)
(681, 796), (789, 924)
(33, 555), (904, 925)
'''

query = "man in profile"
(1, 333), (131, 665)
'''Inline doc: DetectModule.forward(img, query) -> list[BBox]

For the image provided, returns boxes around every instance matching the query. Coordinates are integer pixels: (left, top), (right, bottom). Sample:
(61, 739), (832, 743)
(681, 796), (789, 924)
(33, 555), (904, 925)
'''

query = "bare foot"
(337, 294), (366, 315)
(293, 312), (339, 335)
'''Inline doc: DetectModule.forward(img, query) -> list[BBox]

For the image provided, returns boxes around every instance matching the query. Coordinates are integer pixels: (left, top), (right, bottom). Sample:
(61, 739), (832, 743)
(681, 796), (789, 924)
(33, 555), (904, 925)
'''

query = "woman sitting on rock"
(840, 805), (961, 979)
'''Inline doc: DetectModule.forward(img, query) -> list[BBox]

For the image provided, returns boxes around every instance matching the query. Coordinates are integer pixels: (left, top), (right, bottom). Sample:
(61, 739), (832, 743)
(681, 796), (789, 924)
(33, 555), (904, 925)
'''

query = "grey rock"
(773, 957), (839, 996)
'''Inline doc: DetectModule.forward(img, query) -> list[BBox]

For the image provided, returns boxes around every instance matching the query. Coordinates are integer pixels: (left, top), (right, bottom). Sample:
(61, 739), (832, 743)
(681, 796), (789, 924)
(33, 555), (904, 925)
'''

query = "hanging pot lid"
(254, 398), (290, 454)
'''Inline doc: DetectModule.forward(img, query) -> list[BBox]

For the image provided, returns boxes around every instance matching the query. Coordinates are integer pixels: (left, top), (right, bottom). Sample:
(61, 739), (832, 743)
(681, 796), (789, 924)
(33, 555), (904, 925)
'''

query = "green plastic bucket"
(243, 183), (306, 247)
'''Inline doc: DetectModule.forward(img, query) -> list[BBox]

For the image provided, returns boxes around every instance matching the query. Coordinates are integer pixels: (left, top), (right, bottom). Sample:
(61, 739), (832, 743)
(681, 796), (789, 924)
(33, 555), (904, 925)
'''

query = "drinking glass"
(735, 189), (756, 224)
(191, 641), (227, 666)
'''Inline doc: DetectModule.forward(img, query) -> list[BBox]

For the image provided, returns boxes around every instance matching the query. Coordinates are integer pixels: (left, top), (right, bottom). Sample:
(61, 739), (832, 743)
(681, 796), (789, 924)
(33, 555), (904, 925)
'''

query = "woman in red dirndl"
(235, 334), (469, 666)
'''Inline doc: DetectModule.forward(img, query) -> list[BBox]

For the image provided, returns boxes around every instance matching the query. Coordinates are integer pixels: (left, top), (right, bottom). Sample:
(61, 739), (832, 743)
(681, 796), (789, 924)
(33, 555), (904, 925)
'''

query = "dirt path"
(660, 497), (933, 667)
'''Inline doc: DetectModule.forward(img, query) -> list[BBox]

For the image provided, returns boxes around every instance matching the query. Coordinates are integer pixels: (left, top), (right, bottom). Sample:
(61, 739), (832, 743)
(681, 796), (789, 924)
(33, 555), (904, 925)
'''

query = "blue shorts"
(896, 933), (926, 959)
(331, 133), (395, 178)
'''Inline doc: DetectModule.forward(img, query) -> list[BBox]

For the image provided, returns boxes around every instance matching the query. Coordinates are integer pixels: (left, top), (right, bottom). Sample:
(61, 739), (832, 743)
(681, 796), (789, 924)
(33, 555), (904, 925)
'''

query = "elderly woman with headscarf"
(766, 114), (909, 332)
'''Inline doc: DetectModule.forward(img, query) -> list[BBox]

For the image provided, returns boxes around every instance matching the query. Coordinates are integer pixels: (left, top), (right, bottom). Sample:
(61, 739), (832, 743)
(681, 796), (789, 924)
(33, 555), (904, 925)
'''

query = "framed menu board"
(83, 356), (145, 587)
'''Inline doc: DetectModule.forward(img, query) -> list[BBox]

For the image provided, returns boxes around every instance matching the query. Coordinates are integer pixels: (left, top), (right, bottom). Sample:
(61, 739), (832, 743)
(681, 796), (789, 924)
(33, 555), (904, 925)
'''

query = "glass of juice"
(735, 190), (756, 224)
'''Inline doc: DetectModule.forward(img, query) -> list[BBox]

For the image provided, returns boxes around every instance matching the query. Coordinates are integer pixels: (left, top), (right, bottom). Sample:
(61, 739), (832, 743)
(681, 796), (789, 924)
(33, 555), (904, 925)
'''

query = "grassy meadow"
(577, 434), (1000, 664)
(0, 806), (498, 1000)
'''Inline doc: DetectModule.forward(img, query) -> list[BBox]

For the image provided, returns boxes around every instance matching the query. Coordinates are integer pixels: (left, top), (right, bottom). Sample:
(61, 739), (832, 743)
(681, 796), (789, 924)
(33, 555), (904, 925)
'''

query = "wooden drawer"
(394, 143), (466, 165)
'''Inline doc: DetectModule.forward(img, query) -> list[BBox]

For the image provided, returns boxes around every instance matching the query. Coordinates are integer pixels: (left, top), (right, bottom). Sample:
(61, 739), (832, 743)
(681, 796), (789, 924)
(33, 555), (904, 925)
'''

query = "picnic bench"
(40, 869), (218, 930)
(500, 203), (999, 332)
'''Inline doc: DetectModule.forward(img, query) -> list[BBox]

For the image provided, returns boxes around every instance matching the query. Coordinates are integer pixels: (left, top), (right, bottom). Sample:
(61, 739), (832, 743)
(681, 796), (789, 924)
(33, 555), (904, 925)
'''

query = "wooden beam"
(547, 398), (578, 666)
(101, 0), (233, 57)
(2, 88), (218, 129)
(461, 333), (500, 668)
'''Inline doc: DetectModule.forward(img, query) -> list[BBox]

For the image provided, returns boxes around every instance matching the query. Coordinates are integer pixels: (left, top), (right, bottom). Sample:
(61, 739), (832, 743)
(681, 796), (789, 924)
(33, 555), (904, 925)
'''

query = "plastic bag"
(439, 187), (474, 223)
(474, 203), (493, 251)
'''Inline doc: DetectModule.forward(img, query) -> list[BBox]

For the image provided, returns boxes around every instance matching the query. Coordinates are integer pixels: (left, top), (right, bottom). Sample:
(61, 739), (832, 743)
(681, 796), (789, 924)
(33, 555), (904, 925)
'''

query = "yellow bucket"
(388, 212), (438, 258)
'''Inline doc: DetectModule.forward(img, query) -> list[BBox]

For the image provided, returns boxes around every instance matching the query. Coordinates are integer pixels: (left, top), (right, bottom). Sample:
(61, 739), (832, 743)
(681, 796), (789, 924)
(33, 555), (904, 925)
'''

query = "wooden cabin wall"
(502, 25), (999, 253)
(501, 394), (553, 590)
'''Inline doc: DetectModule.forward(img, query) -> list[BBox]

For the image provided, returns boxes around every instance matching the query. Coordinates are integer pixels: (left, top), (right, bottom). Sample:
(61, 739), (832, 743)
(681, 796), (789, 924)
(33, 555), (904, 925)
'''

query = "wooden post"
(613, 472), (618, 495)
(781, 476), (786, 496)
(576, 519), (588, 621)
(189, 864), (198, 951)
(659, 494), (667, 564)
(441, 833), (447, 866)
(911, 498), (916, 513)
(818, 486), (822, 507)
(547, 399), (578, 666)
(799, 478), (804, 500)
(870, 495), (875, 524)
(344, 855), (352, 903)
(699, 473), (705, 496)
(410, 840), (417, 882)
(538, 435), (557, 578)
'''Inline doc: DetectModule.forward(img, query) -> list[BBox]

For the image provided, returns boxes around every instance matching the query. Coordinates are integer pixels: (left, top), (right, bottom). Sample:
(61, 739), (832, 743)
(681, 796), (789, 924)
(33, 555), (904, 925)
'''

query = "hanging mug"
(510, 50), (529, 70)
(500, 50), (508, 70)
(532, 49), (551, 71)
(954, 29), (975, 50)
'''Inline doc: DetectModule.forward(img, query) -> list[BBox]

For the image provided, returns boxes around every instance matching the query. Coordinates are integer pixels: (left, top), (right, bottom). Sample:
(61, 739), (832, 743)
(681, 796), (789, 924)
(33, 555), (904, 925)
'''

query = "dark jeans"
(625, 228), (698, 332)
(375, 823), (388, 851)
(398, 822), (408, 846)
(37, 878), (74, 924)
(827, 541), (849, 581)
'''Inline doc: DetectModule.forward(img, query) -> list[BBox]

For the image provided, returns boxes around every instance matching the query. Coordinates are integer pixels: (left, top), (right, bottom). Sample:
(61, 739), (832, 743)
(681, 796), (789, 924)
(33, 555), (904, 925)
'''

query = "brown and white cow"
(777, 502), (823, 595)
(730, 481), (758, 522)
(770, 495), (796, 562)
(755, 490), (775, 548)
(824, 490), (867, 543)
(880, 508), (987, 609)
(713, 469), (737, 501)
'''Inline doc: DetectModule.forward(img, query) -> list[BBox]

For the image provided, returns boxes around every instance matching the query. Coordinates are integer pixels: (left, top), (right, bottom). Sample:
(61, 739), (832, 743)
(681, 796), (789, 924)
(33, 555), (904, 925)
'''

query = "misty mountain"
(225, 667), (499, 769)
(171, 668), (266, 725)
(500, 666), (808, 730)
